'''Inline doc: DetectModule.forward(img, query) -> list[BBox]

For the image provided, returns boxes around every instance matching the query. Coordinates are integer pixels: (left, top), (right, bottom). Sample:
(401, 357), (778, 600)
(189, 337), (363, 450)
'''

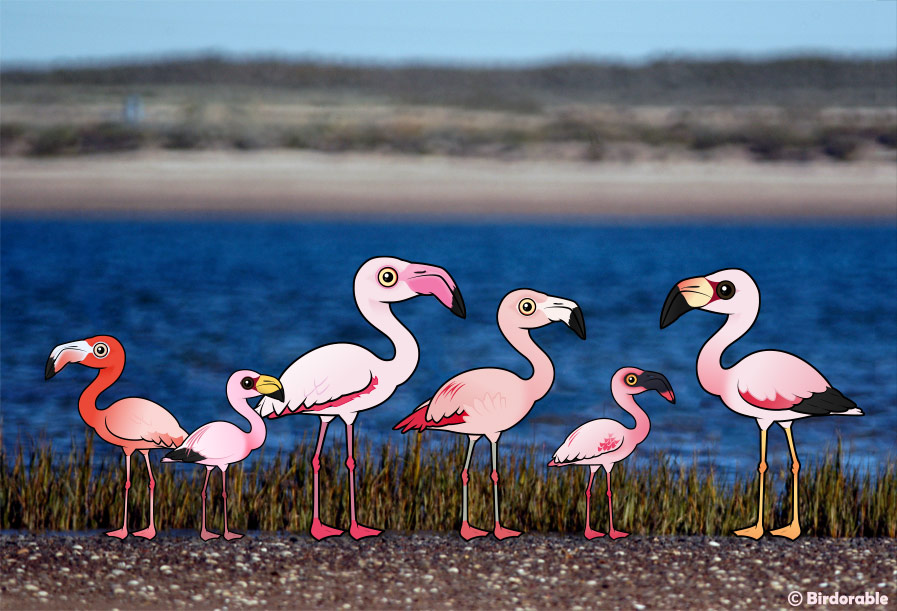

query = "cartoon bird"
(163, 370), (284, 540)
(45, 335), (187, 540)
(256, 257), (466, 540)
(548, 367), (675, 540)
(660, 268), (863, 540)
(395, 289), (586, 540)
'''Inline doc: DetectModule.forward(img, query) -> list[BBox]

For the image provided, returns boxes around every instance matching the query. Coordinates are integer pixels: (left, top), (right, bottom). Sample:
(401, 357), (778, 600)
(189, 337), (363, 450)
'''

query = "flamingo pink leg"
(584, 467), (605, 539)
(221, 467), (243, 540)
(490, 440), (521, 540)
(606, 468), (628, 539)
(106, 450), (132, 539)
(460, 435), (489, 540)
(200, 466), (220, 541)
(346, 422), (382, 539)
(310, 418), (343, 540)
(132, 450), (157, 539)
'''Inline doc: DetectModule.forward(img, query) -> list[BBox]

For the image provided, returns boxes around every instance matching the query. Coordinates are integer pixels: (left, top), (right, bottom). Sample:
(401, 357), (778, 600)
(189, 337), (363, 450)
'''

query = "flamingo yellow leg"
(771, 426), (802, 540)
(584, 466), (604, 540)
(734, 427), (767, 539)
(200, 466), (220, 541)
(460, 435), (489, 540)
(132, 450), (157, 539)
(107, 449), (132, 539)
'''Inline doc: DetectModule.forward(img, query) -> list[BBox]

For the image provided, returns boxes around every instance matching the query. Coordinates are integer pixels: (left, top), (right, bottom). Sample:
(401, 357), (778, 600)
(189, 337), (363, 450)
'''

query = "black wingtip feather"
(164, 447), (206, 463)
(792, 387), (859, 416)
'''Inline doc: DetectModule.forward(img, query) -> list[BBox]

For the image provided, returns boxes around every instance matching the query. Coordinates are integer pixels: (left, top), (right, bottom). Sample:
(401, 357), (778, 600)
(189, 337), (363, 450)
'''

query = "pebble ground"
(1, 532), (894, 610)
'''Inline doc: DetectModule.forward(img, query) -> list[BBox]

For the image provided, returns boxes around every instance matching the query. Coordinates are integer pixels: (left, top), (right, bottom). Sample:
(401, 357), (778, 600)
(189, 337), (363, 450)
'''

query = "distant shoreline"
(2, 151), (896, 218)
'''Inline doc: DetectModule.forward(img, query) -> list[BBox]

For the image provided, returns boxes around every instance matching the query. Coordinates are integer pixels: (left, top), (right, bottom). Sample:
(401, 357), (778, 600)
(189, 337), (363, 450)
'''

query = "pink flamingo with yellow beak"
(660, 268), (863, 540)
(395, 289), (586, 540)
(45, 335), (188, 539)
(256, 256), (466, 540)
(548, 367), (675, 540)
(163, 370), (284, 540)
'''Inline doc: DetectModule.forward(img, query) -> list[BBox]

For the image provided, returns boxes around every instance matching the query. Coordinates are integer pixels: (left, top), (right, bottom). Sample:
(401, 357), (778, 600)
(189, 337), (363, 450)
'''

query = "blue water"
(2, 219), (895, 477)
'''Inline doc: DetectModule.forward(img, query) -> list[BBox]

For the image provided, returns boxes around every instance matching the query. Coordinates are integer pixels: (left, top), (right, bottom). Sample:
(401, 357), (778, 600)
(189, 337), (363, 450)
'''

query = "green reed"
(1, 433), (894, 536)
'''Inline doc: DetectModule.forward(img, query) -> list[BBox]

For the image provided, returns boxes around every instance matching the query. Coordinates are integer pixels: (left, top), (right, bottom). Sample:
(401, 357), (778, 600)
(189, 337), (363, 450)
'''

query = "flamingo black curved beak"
(45, 340), (91, 380)
(660, 277), (713, 328)
(567, 306), (587, 340)
(641, 371), (676, 403)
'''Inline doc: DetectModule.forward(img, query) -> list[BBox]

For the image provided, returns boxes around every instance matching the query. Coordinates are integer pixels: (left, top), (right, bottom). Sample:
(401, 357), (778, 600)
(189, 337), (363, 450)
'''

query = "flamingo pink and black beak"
(660, 276), (715, 328)
(45, 340), (92, 380)
(638, 370), (676, 403)
(404, 265), (466, 319)
(543, 297), (586, 339)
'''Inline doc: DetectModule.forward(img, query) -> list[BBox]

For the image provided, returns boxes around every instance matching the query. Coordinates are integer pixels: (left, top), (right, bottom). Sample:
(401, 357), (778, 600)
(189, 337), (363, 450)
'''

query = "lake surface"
(2, 219), (894, 477)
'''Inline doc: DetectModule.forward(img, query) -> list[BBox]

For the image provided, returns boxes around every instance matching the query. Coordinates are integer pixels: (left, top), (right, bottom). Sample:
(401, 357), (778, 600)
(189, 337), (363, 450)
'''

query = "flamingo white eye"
(625, 374), (638, 386)
(93, 342), (109, 358)
(241, 377), (254, 390)
(716, 281), (735, 300)
(378, 267), (398, 287)
(518, 298), (536, 316)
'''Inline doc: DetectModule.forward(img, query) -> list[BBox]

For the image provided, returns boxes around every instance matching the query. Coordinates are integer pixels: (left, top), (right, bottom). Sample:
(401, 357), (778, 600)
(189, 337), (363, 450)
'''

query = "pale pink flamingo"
(255, 256), (465, 540)
(548, 367), (675, 540)
(45, 335), (187, 539)
(660, 268), (863, 540)
(395, 289), (586, 540)
(163, 370), (284, 540)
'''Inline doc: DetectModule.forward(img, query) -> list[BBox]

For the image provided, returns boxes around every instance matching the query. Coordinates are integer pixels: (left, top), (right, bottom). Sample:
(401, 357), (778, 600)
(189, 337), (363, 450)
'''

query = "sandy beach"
(2, 151), (895, 218)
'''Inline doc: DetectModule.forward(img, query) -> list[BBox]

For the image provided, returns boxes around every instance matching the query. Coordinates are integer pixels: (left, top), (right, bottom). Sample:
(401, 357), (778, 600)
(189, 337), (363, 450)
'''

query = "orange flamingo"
(45, 335), (187, 539)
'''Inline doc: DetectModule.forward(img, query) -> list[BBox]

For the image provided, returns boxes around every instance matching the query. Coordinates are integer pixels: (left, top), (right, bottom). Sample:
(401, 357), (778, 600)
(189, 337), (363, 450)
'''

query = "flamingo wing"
(735, 350), (859, 415)
(103, 398), (188, 448)
(257, 343), (379, 419)
(551, 419), (625, 464)
(165, 421), (244, 463)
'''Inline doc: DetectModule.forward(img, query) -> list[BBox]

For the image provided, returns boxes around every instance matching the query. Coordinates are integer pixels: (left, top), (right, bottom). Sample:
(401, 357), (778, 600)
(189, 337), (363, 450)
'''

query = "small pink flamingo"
(395, 289), (586, 540)
(660, 268), (863, 540)
(256, 256), (465, 540)
(548, 367), (675, 540)
(45, 335), (187, 540)
(163, 370), (284, 540)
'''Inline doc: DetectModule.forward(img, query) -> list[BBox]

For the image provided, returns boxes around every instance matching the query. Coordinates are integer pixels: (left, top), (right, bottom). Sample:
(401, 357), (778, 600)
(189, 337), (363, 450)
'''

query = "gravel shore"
(1, 532), (894, 610)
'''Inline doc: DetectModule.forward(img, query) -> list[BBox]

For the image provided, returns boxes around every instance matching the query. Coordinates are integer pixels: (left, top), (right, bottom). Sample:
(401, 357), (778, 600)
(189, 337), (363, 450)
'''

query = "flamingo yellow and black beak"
(660, 277), (714, 328)
(544, 298), (587, 340)
(255, 375), (285, 403)
(404, 265), (466, 319)
(45, 340), (92, 380)
(640, 370), (676, 403)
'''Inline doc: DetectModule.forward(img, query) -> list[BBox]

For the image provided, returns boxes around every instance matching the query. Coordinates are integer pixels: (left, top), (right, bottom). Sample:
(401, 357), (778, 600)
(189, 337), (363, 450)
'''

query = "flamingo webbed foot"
(770, 522), (801, 540)
(200, 529), (221, 541)
(105, 527), (128, 539)
(132, 526), (156, 540)
(733, 523), (764, 540)
(609, 529), (629, 540)
(493, 524), (522, 540)
(349, 522), (382, 539)
(460, 521), (490, 540)
(311, 518), (344, 540)
(584, 527), (605, 540)
(223, 531), (244, 541)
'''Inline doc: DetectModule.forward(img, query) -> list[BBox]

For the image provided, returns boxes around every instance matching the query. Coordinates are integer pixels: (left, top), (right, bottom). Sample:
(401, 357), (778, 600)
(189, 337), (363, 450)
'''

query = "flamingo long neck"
(612, 390), (650, 444)
(232, 395), (267, 450)
(502, 323), (555, 402)
(359, 298), (419, 385)
(77, 366), (121, 430)
(697, 311), (756, 396)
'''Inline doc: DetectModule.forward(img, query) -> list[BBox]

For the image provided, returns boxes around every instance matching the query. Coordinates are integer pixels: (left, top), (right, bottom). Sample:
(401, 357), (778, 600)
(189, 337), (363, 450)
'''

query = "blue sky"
(1, 1), (895, 66)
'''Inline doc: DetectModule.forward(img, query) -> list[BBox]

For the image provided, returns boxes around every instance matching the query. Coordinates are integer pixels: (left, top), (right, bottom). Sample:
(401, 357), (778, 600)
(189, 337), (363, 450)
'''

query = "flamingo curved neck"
(358, 298), (419, 385)
(501, 323), (554, 401)
(78, 366), (121, 429)
(697, 311), (756, 396)
(231, 395), (267, 450)
(612, 390), (650, 443)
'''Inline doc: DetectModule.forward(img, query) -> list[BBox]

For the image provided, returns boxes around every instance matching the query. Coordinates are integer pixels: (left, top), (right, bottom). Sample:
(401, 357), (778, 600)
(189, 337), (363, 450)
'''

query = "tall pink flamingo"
(45, 335), (187, 539)
(548, 367), (675, 540)
(255, 256), (465, 540)
(163, 370), (284, 540)
(394, 289), (586, 540)
(660, 268), (863, 540)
